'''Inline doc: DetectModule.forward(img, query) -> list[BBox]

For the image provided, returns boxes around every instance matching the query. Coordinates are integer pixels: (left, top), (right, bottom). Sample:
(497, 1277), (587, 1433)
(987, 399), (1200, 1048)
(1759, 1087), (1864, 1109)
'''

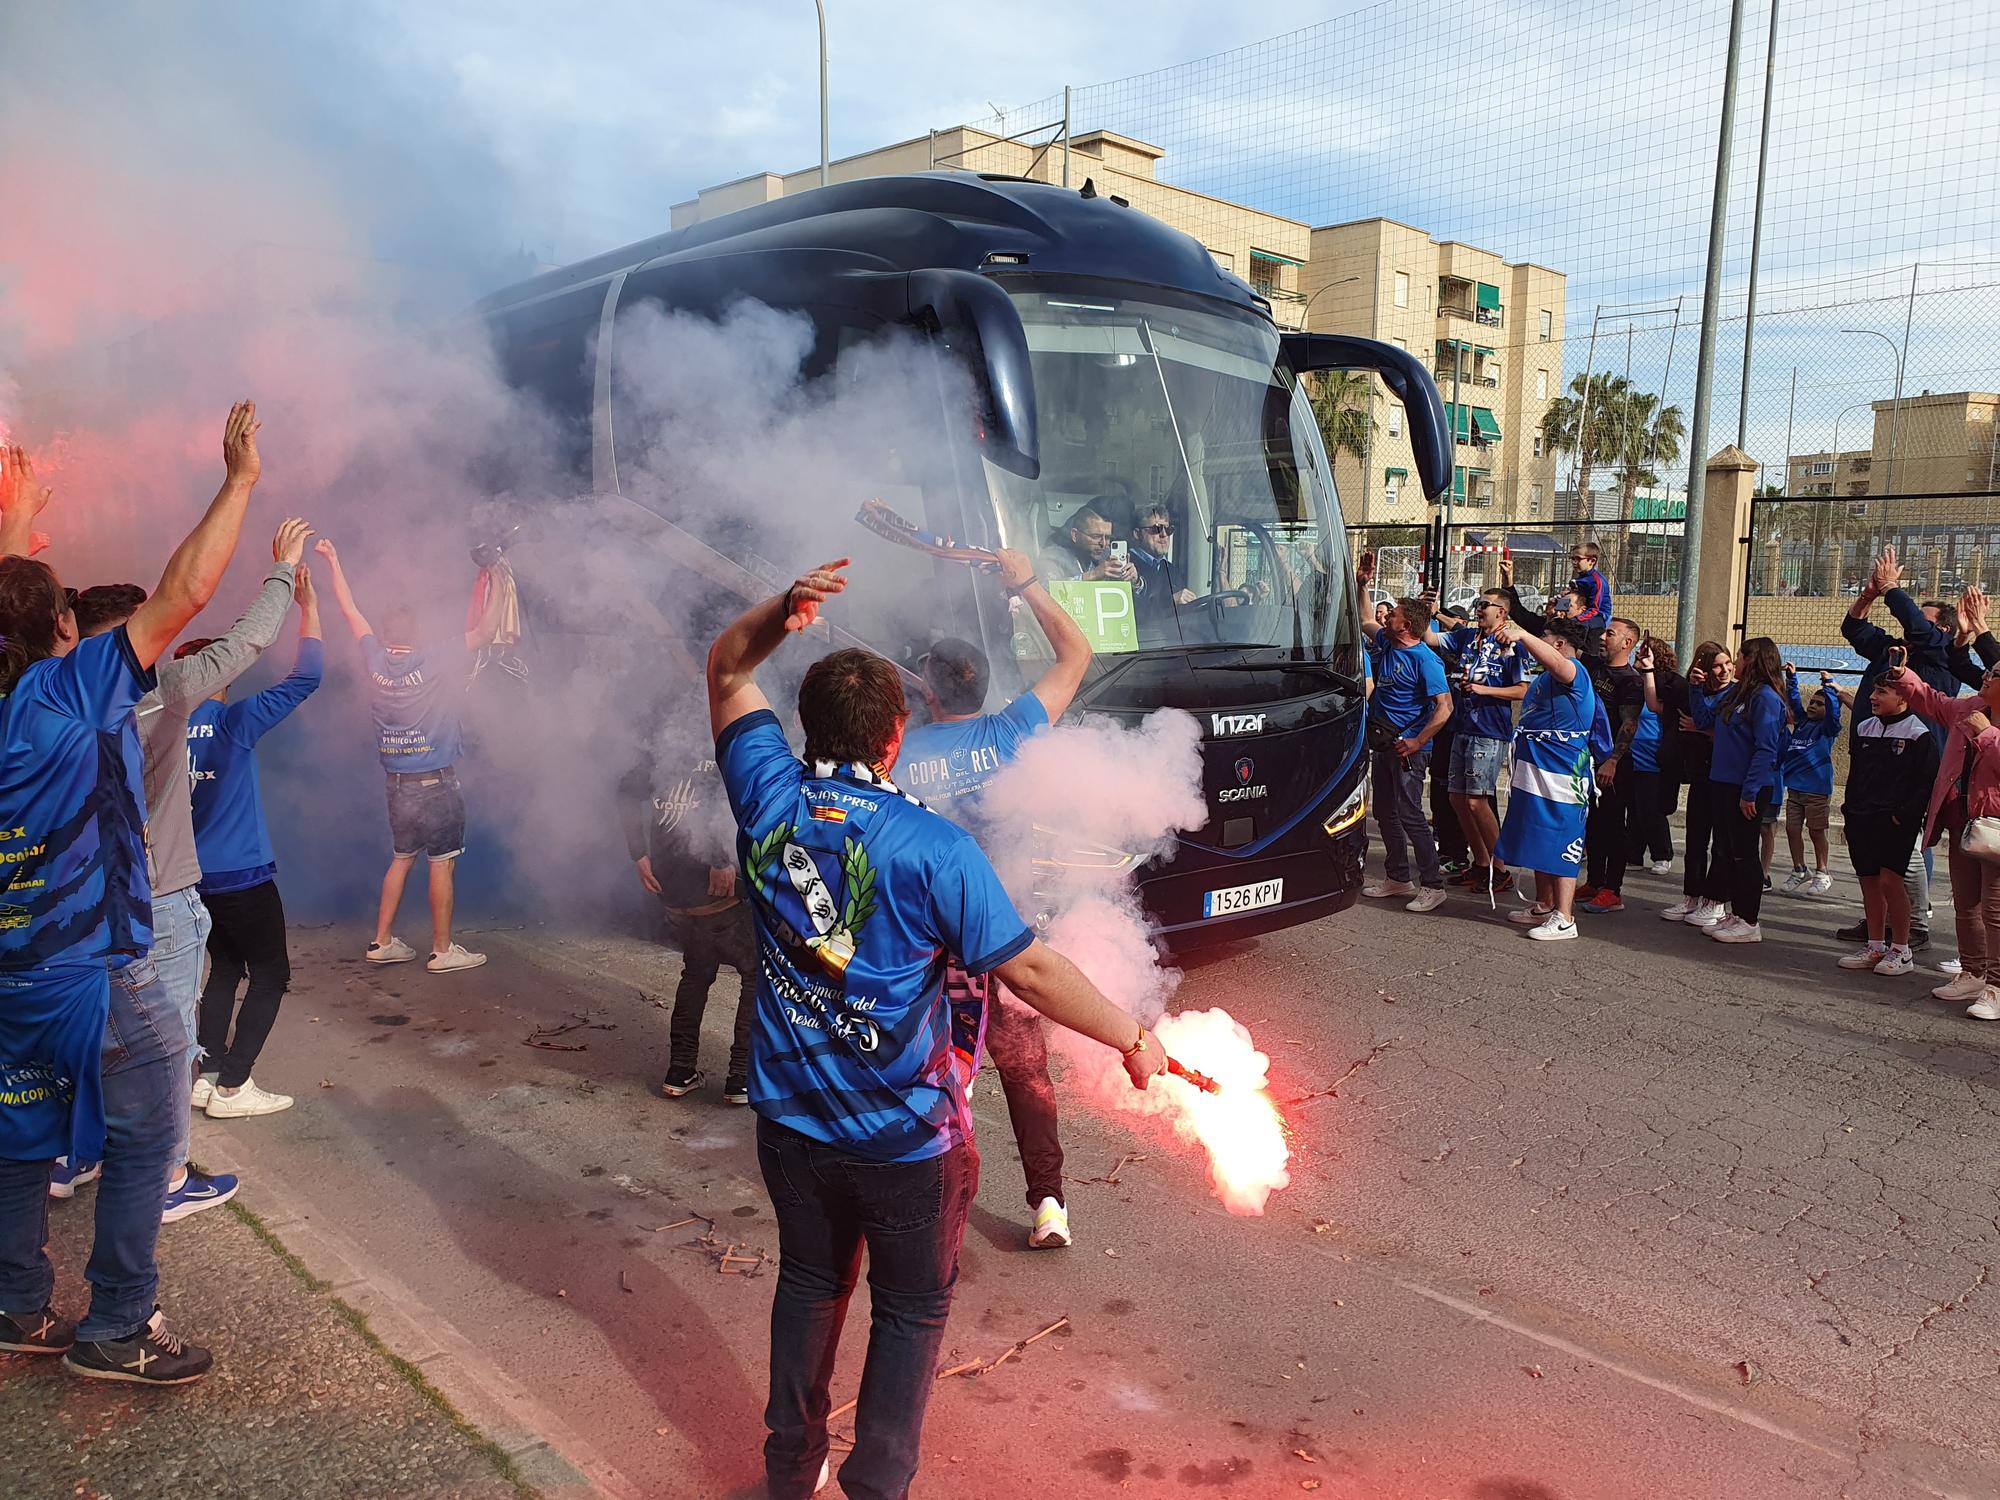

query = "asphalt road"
(188, 859), (1999, 1500)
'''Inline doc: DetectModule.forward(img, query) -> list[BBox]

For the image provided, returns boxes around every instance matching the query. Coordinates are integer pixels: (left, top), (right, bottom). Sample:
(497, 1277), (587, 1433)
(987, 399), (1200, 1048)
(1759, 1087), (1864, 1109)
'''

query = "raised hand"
(1498, 554), (1515, 587)
(313, 537), (339, 564)
(783, 558), (850, 632)
(223, 401), (262, 487)
(1356, 549), (1378, 585)
(993, 547), (1036, 592)
(1, 444), (53, 520)
(1635, 642), (1655, 672)
(272, 516), (314, 566)
(293, 561), (316, 609)
(1869, 545), (1900, 594)
(1961, 584), (1988, 638)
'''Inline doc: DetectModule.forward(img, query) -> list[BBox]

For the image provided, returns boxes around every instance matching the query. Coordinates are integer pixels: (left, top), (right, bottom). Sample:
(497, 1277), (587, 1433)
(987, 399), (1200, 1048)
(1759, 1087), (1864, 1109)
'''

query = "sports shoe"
(1574, 884), (1600, 903)
(815, 1459), (831, 1496)
(1711, 919), (1763, 944)
(722, 1077), (750, 1106)
(427, 943), (487, 973)
(1762, 875), (1773, 892)
(1934, 972), (1986, 1001)
(660, 1068), (706, 1099)
(1969, 988), (2000, 1022)
(1440, 858), (1471, 879)
(161, 1169), (238, 1224)
(1808, 871), (1833, 895)
(1660, 896), (1698, 921)
(64, 1310), (211, 1386)
(1873, 948), (1915, 976)
(1908, 926), (1932, 952)
(1361, 878), (1416, 899)
(48, 1158), (100, 1200)
(0, 1304), (74, 1355)
(1484, 868), (1515, 895)
(205, 1079), (294, 1119)
(1833, 919), (1868, 942)
(1507, 905), (1553, 926)
(189, 1074), (217, 1111)
(1028, 1197), (1072, 1249)
(1685, 901), (1730, 928)
(1580, 889), (1625, 914)
(1445, 865), (1487, 888)
(1939, 958), (1963, 977)
(1780, 869), (1812, 896)
(1838, 944), (1886, 970)
(1405, 887), (1448, 914)
(366, 936), (416, 964)
(1649, 860), (1673, 875)
(1526, 913), (1578, 942)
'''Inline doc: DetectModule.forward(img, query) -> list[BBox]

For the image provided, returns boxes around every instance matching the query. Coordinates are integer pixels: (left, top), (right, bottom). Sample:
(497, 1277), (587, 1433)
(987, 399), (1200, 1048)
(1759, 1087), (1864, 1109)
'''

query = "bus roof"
(476, 170), (1268, 321)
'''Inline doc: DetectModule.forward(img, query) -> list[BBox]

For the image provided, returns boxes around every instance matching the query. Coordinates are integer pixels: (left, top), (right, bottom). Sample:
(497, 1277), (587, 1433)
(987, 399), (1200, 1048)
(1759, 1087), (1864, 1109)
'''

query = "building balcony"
(1440, 303), (1504, 328)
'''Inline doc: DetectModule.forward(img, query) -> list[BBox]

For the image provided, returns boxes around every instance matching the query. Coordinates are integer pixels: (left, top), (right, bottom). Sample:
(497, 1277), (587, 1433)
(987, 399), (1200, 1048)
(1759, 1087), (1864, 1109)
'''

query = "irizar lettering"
(1210, 712), (1266, 736)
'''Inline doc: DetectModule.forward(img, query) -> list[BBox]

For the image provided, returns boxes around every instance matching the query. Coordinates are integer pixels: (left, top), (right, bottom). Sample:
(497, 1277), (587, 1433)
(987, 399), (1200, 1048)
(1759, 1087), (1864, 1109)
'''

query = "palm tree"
(1307, 370), (1375, 465)
(1610, 391), (1686, 517)
(1540, 372), (1630, 515)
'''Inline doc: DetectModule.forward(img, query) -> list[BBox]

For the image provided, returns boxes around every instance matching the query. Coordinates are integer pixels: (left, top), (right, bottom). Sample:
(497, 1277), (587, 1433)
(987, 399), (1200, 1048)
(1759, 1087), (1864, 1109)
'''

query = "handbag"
(1962, 816), (2000, 863)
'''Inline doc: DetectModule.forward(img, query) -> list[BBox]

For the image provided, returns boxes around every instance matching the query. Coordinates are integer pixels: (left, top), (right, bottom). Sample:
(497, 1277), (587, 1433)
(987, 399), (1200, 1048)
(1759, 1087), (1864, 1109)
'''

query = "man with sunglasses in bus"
(1131, 504), (1196, 626)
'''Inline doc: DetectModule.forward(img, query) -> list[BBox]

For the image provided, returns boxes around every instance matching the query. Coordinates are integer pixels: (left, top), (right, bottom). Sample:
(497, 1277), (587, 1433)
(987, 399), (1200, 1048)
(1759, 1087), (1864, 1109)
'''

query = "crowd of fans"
(1357, 539), (2000, 1023)
(0, 410), (503, 1387)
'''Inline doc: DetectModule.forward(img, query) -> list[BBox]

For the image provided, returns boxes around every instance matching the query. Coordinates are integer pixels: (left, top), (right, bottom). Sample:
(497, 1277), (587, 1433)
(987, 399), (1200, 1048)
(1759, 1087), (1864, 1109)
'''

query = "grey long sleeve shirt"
(135, 560), (297, 898)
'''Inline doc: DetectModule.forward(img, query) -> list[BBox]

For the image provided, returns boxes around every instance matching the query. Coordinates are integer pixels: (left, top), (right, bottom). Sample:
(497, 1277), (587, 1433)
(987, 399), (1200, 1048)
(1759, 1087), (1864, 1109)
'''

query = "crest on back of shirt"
(745, 811), (878, 982)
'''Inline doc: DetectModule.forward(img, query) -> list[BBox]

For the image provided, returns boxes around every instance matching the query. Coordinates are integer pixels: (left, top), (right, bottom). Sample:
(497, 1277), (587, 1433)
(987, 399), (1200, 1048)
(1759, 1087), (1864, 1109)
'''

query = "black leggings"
(197, 879), (292, 1088)
(1682, 773), (1727, 901)
(1708, 780), (1771, 923)
(1628, 770), (1675, 866)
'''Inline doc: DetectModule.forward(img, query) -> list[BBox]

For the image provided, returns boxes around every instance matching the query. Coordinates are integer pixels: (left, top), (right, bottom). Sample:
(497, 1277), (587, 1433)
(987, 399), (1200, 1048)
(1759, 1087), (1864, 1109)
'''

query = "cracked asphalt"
(159, 848), (1997, 1500)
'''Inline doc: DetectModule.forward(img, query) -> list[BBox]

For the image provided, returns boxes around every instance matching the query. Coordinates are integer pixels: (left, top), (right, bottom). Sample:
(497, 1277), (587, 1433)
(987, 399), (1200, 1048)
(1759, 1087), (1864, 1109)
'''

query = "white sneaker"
(1526, 913), (1578, 941)
(367, 937), (417, 964)
(205, 1078), (295, 1118)
(1649, 860), (1673, 875)
(1405, 887), (1448, 914)
(1969, 988), (2000, 1022)
(814, 1458), (831, 1495)
(1838, 944), (1886, 971)
(427, 943), (488, 973)
(1933, 972), (1987, 1001)
(1684, 901), (1729, 928)
(1027, 1197), (1072, 1249)
(1808, 871), (1833, 895)
(1939, 958), (1963, 977)
(1361, 879), (1417, 899)
(189, 1074), (217, 1111)
(1780, 870), (1812, 896)
(1711, 919), (1762, 944)
(1659, 897), (1697, 921)
(1872, 948), (1915, 977)
(1508, 905), (1553, 926)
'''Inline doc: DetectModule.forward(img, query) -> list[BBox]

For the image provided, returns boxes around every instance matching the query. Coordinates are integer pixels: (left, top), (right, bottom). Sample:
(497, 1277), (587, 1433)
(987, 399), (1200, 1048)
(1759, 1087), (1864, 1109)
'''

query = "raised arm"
(311, 537), (372, 641)
(125, 402), (262, 668)
(1499, 622), (1574, 683)
(1885, 664), (1953, 725)
(157, 517), (309, 708)
(996, 548), (1090, 721)
(0, 444), (54, 559)
(707, 558), (849, 738)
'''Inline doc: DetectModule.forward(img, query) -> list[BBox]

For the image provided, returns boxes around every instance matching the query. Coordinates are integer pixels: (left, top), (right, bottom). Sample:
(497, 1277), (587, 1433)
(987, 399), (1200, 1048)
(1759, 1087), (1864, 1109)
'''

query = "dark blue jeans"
(756, 1117), (977, 1500)
(0, 955), (184, 1341)
(1371, 744), (1441, 887)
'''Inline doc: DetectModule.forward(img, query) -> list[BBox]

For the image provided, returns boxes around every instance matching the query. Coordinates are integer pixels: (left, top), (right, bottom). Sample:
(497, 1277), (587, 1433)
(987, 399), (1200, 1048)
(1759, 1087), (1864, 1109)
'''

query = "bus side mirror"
(908, 270), (1041, 480)
(1281, 333), (1452, 503)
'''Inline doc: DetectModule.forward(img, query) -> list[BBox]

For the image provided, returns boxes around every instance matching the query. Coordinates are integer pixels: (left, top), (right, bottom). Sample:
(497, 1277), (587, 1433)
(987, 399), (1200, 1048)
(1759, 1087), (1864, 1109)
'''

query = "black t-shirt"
(1594, 661), (1645, 748)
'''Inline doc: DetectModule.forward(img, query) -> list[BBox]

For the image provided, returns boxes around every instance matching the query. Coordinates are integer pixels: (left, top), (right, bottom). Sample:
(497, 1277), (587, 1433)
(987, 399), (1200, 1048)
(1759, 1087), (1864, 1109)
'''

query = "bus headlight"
(1323, 782), (1366, 837)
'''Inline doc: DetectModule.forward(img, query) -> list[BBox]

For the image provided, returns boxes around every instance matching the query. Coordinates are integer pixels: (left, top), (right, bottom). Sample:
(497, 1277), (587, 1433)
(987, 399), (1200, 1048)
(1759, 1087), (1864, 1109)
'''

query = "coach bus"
(476, 171), (1452, 944)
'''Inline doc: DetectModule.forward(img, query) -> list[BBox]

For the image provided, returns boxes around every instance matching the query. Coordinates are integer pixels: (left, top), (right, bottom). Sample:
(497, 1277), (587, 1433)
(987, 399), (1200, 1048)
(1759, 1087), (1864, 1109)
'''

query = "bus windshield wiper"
(1193, 653), (1360, 691)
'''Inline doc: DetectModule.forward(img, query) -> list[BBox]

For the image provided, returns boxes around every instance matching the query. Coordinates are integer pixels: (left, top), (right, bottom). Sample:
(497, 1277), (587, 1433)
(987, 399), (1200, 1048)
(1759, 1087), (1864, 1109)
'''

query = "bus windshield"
(984, 284), (1356, 683)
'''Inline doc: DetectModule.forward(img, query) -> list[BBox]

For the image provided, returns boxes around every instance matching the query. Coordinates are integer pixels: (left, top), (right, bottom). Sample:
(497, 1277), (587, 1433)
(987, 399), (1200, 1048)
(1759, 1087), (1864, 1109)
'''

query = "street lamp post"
(1298, 273), (1361, 329)
(814, 0), (829, 188)
(1828, 399), (1873, 489)
(1840, 327), (1906, 495)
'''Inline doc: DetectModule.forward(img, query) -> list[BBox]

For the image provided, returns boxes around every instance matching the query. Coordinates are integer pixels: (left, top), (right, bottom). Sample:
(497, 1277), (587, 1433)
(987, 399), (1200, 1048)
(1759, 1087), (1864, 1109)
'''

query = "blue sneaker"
(161, 1169), (239, 1224)
(49, 1158), (101, 1200)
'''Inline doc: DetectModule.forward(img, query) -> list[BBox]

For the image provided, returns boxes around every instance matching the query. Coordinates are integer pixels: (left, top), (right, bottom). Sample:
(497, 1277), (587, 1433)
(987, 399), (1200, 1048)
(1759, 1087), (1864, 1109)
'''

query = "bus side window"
(492, 283), (612, 491)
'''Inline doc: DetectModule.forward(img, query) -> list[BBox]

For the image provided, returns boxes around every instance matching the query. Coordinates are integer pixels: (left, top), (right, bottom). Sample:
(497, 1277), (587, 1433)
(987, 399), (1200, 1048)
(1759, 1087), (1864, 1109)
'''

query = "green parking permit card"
(1047, 579), (1139, 654)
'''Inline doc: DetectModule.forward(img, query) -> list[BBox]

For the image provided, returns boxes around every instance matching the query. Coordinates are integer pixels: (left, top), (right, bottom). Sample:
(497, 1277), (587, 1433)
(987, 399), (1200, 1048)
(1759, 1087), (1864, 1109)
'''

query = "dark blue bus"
(477, 171), (1451, 944)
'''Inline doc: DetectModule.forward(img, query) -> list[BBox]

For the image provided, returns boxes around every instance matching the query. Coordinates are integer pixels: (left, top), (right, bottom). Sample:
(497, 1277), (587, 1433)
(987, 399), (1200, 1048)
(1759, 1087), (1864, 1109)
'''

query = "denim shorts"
(386, 770), (466, 860)
(1448, 734), (1506, 796)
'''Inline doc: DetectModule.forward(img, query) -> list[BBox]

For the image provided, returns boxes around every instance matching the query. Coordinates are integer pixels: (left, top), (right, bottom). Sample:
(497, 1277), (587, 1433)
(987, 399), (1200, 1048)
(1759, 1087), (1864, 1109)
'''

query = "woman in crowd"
(1689, 638), (1789, 944)
(1884, 658), (2000, 1020)
(1629, 635), (1681, 876)
(1658, 641), (1729, 924)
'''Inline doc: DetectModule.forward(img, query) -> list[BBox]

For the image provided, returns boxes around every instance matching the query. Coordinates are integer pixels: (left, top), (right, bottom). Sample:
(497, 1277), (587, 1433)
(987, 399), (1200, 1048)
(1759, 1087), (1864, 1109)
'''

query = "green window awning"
(1451, 470), (1465, 498)
(1474, 345), (1496, 359)
(1471, 407), (1502, 441)
(1250, 247), (1305, 268)
(1475, 282), (1501, 311)
(1385, 467), (1409, 479)
(1442, 403), (1471, 441)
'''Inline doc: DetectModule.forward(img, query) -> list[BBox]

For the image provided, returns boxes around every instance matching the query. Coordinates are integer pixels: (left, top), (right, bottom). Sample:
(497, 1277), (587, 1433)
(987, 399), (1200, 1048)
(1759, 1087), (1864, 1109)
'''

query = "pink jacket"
(1890, 670), (2000, 842)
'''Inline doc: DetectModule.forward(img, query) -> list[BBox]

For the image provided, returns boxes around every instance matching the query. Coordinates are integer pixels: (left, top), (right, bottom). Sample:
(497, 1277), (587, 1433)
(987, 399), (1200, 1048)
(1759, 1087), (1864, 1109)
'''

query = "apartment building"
(1786, 449), (1874, 496)
(669, 126), (1563, 526)
(1868, 391), (2000, 496)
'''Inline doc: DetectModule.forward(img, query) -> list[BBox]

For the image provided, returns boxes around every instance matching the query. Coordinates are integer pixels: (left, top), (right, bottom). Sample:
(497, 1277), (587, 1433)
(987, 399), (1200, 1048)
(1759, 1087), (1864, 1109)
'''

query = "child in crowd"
(1777, 664), (1842, 896)
(1836, 668), (1938, 975)
(1567, 541), (1613, 633)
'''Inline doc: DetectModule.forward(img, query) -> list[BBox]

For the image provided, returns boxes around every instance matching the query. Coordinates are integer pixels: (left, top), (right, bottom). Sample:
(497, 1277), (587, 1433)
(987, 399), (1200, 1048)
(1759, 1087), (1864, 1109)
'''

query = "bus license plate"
(1202, 878), (1283, 918)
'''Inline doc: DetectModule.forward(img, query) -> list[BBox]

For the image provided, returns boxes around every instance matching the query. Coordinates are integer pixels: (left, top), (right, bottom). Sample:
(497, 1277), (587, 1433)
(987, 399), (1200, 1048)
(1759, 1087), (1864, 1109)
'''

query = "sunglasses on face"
(1142, 523), (1174, 536)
